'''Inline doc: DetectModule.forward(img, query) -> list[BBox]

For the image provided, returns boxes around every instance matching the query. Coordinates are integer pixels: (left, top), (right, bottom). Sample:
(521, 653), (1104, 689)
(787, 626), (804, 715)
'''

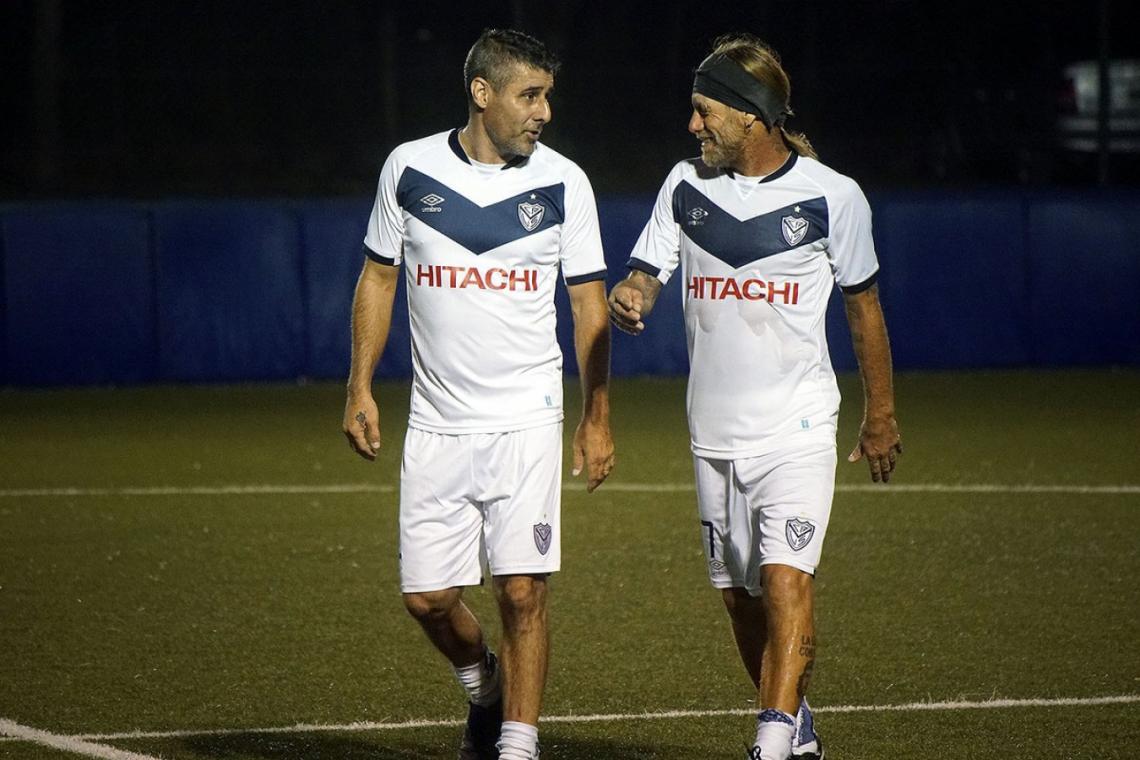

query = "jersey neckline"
(448, 129), (529, 170)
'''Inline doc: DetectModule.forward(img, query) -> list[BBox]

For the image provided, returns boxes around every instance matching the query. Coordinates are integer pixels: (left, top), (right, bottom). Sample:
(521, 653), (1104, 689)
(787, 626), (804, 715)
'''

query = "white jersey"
(628, 153), (879, 458)
(364, 130), (606, 434)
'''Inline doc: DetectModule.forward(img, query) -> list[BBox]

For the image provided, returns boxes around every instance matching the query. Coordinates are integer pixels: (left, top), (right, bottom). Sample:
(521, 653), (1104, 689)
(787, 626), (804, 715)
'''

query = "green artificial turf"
(1, 370), (1138, 758)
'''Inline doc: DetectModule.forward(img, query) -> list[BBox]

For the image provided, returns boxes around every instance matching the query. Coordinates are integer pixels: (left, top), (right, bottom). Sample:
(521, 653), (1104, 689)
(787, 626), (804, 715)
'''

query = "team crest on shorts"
(785, 518), (815, 551)
(533, 522), (553, 555)
(518, 198), (545, 232)
(781, 214), (809, 247)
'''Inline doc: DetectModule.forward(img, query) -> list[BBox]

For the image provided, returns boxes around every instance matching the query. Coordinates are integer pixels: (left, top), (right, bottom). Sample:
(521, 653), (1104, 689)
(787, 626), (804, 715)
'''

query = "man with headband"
(608, 33), (901, 760)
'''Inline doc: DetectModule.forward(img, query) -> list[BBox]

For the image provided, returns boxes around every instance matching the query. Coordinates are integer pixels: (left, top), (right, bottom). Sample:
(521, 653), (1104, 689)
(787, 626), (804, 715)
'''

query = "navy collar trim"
(449, 129), (529, 170)
(447, 129), (470, 164)
(759, 151), (797, 183)
(726, 151), (798, 184)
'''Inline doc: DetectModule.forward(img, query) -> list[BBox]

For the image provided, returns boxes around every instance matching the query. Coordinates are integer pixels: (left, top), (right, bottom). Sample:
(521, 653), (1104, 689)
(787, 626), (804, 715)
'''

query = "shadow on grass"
(179, 730), (695, 759)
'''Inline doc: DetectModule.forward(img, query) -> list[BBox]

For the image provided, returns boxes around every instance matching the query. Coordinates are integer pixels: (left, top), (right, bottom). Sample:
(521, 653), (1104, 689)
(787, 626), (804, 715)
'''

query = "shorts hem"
(708, 579), (765, 597)
(758, 557), (818, 576)
(691, 428), (837, 461)
(407, 416), (563, 436)
(488, 564), (560, 577)
(400, 575), (483, 594)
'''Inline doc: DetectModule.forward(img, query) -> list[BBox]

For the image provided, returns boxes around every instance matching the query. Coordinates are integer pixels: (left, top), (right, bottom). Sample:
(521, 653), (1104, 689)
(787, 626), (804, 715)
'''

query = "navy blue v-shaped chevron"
(672, 181), (828, 269)
(396, 167), (565, 254)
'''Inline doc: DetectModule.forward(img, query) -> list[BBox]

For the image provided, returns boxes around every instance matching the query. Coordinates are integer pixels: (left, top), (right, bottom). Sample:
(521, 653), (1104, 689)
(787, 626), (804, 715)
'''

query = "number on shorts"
(700, 520), (715, 561)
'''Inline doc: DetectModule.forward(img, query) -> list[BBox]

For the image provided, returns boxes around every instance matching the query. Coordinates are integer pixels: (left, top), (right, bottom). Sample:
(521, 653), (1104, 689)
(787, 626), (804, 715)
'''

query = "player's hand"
(572, 416), (615, 492)
(848, 414), (902, 483)
(608, 283), (646, 336)
(343, 391), (381, 461)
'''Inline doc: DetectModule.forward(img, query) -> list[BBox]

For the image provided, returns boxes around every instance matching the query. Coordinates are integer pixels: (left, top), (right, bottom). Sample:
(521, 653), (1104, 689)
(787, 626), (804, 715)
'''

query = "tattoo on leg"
(355, 411), (367, 427)
(797, 635), (816, 698)
(796, 658), (815, 699)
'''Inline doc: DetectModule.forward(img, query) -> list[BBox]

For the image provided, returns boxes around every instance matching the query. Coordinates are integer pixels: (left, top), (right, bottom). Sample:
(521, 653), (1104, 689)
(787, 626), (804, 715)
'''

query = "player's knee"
(402, 589), (461, 623)
(721, 586), (756, 615)
(761, 565), (813, 611)
(494, 574), (547, 618)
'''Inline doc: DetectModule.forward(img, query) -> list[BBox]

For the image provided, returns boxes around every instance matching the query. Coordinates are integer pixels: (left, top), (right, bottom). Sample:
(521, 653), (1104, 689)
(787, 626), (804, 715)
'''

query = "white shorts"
(693, 433), (836, 595)
(398, 422), (562, 593)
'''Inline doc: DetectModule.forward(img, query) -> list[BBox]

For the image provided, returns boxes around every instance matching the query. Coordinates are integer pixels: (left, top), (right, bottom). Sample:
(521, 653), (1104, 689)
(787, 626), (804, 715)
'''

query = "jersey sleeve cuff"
(627, 257), (661, 278)
(363, 244), (398, 266)
(840, 269), (878, 295)
(564, 269), (607, 286)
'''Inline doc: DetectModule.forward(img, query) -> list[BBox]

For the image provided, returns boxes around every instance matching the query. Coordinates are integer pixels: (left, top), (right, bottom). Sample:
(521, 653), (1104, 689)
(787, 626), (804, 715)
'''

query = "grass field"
(1, 370), (1138, 759)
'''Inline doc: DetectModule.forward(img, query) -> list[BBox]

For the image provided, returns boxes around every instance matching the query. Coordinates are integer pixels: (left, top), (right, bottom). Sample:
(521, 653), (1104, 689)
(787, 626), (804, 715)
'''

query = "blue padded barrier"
(1, 190), (1137, 387)
(869, 192), (1033, 369)
(597, 195), (691, 377)
(2, 206), (156, 385)
(153, 203), (305, 381)
(297, 199), (414, 380)
(0, 220), (6, 384)
(1026, 193), (1140, 365)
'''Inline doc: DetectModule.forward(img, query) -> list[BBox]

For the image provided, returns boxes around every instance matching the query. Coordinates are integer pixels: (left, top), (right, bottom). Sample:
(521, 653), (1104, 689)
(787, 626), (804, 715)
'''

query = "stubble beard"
(701, 140), (742, 169)
(489, 127), (537, 160)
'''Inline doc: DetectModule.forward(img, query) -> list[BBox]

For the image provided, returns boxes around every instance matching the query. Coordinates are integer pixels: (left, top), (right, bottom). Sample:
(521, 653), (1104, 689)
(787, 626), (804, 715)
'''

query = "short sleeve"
(627, 164), (684, 285)
(559, 167), (607, 286)
(827, 179), (879, 293)
(362, 150), (405, 266)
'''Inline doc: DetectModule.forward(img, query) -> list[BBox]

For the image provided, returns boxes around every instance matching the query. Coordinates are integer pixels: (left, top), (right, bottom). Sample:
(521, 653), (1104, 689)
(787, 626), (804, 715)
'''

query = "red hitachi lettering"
(414, 264), (537, 292)
(742, 279), (765, 300)
(686, 276), (799, 305)
(508, 269), (530, 291)
(486, 268), (508, 290)
(441, 265), (461, 288)
(721, 278), (742, 300)
(460, 267), (485, 289)
(767, 281), (793, 304)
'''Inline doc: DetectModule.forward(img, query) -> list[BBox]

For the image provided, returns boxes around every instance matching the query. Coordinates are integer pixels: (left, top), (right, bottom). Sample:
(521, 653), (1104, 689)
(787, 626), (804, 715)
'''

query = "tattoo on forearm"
(355, 411), (367, 427)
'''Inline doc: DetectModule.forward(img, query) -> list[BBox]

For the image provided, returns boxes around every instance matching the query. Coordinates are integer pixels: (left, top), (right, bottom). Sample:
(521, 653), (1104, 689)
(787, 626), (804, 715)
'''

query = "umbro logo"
(419, 193), (445, 213)
(687, 207), (709, 226)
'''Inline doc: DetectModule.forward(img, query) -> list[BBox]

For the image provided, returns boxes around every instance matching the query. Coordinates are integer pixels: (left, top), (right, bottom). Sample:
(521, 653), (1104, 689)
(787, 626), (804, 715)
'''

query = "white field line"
(0, 694), (1130, 744)
(1, 482), (1139, 498)
(0, 718), (162, 759)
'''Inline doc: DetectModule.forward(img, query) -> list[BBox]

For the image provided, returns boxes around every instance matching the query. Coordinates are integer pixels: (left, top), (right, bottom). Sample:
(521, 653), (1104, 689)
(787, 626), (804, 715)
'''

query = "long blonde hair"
(710, 33), (818, 160)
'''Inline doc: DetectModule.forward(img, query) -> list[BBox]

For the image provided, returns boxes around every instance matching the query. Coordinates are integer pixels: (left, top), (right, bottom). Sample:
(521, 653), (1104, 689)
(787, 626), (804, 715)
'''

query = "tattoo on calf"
(797, 635), (816, 698)
(796, 658), (815, 699)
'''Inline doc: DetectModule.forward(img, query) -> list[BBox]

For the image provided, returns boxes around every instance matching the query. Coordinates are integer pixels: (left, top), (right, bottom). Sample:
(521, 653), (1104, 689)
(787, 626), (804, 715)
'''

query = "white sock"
(453, 649), (500, 707)
(497, 720), (539, 759)
(753, 708), (795, 760)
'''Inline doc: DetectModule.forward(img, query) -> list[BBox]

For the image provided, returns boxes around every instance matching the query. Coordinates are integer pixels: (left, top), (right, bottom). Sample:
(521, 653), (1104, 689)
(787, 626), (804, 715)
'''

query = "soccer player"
(608, 34), (901, 760)
(343, 29), (614, 760)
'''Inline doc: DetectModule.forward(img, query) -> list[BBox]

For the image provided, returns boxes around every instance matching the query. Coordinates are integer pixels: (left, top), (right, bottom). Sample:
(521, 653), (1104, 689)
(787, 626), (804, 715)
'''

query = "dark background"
(3, 0), (1138, 200)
